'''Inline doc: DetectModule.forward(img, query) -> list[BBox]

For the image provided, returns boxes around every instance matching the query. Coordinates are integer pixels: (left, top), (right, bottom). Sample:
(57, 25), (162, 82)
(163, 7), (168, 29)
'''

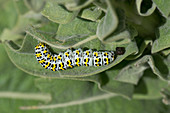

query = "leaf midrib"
(20, 93), (116, 110)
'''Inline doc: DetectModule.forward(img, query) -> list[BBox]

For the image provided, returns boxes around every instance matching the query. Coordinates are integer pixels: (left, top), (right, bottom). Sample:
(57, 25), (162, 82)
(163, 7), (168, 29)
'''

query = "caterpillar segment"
(73, 48), (82, 57)
(83, 49), (93, 66)
(93, 51), (102, 67)
(57, 53), (64, 61)
(58, 61), (67, 70)
(35, 43), (117, 71)
(74, 57), (83, 67)
(35, 51), (42, 59)
(37, 59), (46, 65)
(35, 43), (48, 52)
(73, 48), (83, 66)
(65, 58), (74, 68)
(35, 49), (44, 65)
(64, 49), (74, 68)
(110, 51), (115, 62)
(102, 51), (113, 65)
(52, 54), (58, 63)
(50, 59), (58, 71)
(64, 49), (72, 58)
(43, 61), (52, 69)
(50, 63), (58, 71)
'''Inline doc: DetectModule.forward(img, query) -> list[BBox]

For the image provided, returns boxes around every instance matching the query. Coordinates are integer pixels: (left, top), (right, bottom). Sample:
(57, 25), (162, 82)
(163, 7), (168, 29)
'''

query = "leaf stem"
(0, 91), (51, 102)
(26, 29), (98, 49)
(20, 93), (116, 110)
(66, 0), (94, 11)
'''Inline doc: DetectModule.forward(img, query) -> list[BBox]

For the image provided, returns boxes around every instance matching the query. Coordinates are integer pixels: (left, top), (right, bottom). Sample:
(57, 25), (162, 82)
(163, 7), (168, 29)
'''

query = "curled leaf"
(152, 18), (170, 53)
(136, 0), (156, 16)
(4, 33), (138, 78)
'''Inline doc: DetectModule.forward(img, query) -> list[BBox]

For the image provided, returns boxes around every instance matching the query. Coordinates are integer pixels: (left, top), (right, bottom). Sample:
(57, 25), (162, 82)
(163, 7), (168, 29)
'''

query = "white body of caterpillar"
(35, 43), (115, 71)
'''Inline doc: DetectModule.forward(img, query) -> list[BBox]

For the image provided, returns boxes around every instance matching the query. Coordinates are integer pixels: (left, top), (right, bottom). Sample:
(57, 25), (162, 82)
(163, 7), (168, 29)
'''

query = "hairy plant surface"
(0, 0), (169, 112)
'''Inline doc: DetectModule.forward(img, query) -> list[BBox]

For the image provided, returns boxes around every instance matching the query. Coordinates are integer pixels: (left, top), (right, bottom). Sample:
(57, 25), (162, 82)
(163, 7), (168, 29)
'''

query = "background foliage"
(0, 0), (169, 112)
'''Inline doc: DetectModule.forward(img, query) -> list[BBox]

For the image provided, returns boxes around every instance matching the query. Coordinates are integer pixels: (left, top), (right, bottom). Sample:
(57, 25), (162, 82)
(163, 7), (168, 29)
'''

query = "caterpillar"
(35, 43), (123, 71)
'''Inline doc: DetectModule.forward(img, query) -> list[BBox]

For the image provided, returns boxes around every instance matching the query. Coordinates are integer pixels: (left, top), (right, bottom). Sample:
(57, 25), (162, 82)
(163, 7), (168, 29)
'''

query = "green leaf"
(161, 88), (170, 105)
(79, 6), (102, 21)
(93, 0), (107, 12)
(0, 11), (41, 42)
(4, 33), (138, 98)
(164, 54), (170, 78)
(97, 0), (137, 44)
(105, 54), (170, 85)
(1, 0), (170, 112)
(162, 48), (170, 56)
(152, 18), (170, 53)
(56, 18), (98, 44)
(49, 0), (75, 4)
(119, 0), (164, 39)
(65, 0), (94, 11)
(152, 54), (170, 80)
(49, 0), (94, 11)
(0, 99), (43, 113)
(136, 0), (156, 16)
(35, 78), (108, 103)
(96, 6), (118, 42)
(133, 69), (169, 99)
(0, 44), (50, 100)
(126, 39), (152, 60)
(113, 60), (149, 85)
(81, 72), (135, 99)
(4, 30), (138, 78)
(0, 28), (22, 42)
(28, 20), (60, 44)
(138, 55), (170, 81)
(20, 78), (169, 113)
(22, 98), (170, 113)
(24, 0), (46, 13)
(25, 19), (98, 48)
(14, 0), (29, 14)
(0, 44), (50, 113)
(42, 1), (79, 24)
(152, 0), (170, 17)
(0, 0), (18, 34)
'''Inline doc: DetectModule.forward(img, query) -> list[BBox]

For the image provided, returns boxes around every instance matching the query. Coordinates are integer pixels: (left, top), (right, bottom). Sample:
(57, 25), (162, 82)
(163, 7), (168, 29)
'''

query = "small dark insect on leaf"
(116, 47), (125, 55)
